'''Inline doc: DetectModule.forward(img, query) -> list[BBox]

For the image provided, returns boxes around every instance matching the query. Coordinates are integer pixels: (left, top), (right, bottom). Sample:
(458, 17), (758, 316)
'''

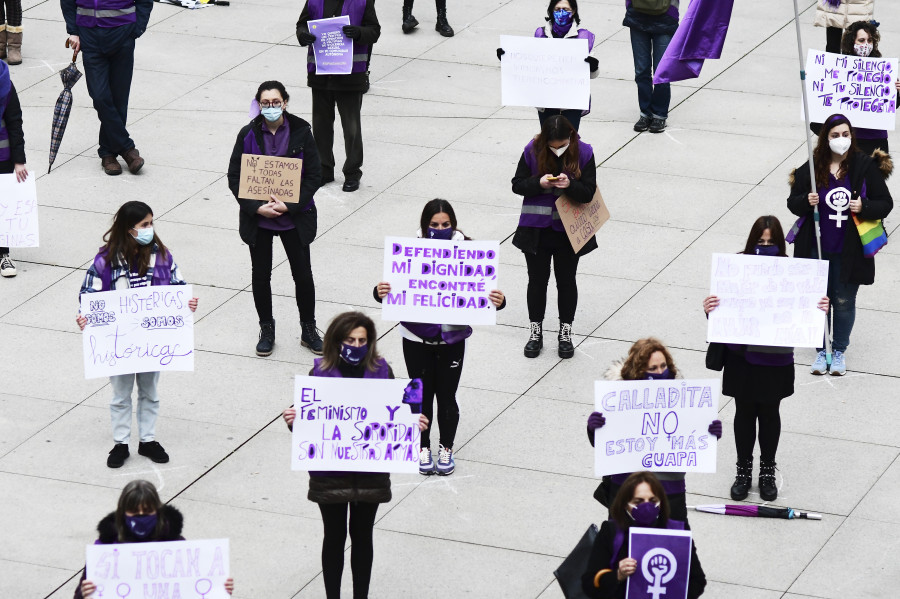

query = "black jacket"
(581, 519), (706, 599)
(296, 0), (380, 92)
(227, 112), (321, 246)
(0, 82), (26, 168)
(787, 149), (893, 285)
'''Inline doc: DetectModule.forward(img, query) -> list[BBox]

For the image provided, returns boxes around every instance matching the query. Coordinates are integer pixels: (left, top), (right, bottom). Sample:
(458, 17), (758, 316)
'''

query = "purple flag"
(653, 0), (735, 84)
(626, 528), (692, 599)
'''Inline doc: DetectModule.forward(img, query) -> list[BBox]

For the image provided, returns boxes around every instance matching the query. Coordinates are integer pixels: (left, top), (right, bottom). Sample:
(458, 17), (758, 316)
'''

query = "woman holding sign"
(0, 60), (28, 278)
(787, 114), (893, 377)
(373, 199), (507, 476)
(283, 311), (429, 599)
(703, 216), (831, 502)
(512, 115), (596, 359)
(76, 201), (198, 468)
(74, 480), (234, 598)
(227, 80), (324, 359)
(581, 471), (707, 599)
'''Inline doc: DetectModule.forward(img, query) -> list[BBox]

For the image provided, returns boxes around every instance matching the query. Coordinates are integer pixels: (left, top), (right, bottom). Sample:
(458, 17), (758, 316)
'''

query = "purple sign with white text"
(626, 529), (692, 599)
(310, 16), (353, 75)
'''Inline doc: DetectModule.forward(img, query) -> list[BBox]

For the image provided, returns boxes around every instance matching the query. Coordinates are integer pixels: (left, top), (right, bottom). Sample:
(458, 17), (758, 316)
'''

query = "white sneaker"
(436, 444), (455, 476)
(0, 254), (16, 277)
(419, 447), (435, 475)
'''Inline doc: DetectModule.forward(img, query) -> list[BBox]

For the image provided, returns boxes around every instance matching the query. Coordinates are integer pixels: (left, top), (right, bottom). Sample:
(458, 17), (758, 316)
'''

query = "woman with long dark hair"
(581, 471), (706, 599)
(374, 199), (506, 476)
(228, 80), (324, 358)
(512, 115), (596, 359)
(283, 311), (429, 599)
(704, 216), (830, 502)
(76, 202), (198, 468)
(787, 114), (893, 376)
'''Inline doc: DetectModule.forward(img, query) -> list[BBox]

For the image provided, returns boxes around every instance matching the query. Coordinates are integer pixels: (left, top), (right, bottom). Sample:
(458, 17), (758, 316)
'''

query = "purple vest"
(92, 247), (173, 291)
(401, 322), (472, 345)
(306, 0), (370, 75)
(312, 357), (390, 378)
(0, 80), (10, 163)
(242, 123), (315, 211)
(518, 139), (593, 231)
(75, 0), (137, 28)
(534, 26), (596, 51)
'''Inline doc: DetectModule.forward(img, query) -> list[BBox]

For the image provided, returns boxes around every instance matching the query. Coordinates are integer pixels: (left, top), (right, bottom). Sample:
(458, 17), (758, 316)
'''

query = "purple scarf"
(551, 21), (573, 37)
(822, 0), (841, 8)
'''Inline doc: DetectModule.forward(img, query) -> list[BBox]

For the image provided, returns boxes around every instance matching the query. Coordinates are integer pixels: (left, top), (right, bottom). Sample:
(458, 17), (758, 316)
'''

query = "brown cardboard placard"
(238, 154), (304, 203)
(555, 187), (610, 253)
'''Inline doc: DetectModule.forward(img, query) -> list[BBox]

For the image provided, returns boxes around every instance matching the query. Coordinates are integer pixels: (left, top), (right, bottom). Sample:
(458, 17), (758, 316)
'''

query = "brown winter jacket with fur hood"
(787, 148), (893, 285)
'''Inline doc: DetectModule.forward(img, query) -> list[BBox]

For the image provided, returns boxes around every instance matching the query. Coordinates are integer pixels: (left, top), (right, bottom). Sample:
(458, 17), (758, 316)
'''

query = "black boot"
(730, 458), (753, 501)
(301, 320), (324, 355)
(759, 459), (778, 502)
(558, 322), (574, 359)
(256, 320), (275, 357)
(402, 0), (419, 33)
(524, 321), (543, 358)
(435, 0), (454, 37)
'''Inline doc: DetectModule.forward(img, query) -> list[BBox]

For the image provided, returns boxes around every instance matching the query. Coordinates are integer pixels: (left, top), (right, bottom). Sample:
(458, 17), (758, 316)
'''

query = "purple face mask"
(628, 501), (660, 526)
(645, 368), (673, 381)
(125, 514), (157, 539)
(755, 244), (779, 256)
(341, 343), (368, 366)
(428, 227), (454, 240)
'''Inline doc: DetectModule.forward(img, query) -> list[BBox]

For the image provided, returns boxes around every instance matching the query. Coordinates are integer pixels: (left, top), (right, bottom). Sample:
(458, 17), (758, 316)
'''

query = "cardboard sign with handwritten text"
(238, 154), (303, 203)
(556, 187), (610, 253)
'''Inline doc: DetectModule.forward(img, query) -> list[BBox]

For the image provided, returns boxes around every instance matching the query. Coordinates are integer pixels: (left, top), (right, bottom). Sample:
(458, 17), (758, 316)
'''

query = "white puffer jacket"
(814, 0), (874, 29)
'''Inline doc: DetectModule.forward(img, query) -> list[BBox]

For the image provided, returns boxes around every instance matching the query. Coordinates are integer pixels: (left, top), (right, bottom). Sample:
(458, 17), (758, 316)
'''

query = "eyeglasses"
(259, 101), (283, 108)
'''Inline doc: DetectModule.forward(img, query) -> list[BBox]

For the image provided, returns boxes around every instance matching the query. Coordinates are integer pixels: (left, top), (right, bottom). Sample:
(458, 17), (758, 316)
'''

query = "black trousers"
(733, 397), (782, 462)
(0, 0), (22, 26)
(80, 25), (136, 158)
(402, 338), (465, 449)
(249, 227), (316, 323)
(523, 230), (580, 323)
(318, 501), (380, 599)
(826, 26), (842, 54)
(311, 88), (364, 180)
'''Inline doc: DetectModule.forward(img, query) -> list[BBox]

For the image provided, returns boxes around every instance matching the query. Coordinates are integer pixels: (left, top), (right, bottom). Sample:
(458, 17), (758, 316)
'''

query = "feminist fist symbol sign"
(640, 548), (677, 599)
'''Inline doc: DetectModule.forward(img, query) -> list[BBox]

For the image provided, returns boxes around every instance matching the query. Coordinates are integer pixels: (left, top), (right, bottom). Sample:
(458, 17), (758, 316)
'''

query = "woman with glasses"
(228, 80), (324, 358)
(703, 216), (830, 502)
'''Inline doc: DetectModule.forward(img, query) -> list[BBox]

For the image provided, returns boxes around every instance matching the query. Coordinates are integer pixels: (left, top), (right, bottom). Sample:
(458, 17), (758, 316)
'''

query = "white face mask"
(854, 42), (873, 57)
(550, 143), (569, 157)
(829, 136), (852, 156)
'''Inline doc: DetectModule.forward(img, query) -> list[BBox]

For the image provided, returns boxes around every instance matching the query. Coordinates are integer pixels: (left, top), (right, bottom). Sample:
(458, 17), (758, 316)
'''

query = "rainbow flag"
(853, 216), (888, 258)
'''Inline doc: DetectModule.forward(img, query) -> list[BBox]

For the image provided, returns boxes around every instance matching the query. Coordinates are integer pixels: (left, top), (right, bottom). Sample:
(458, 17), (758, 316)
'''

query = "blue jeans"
(629, 28), (672, 118)
(814, 251), (859, 353)
(109, 371), (160, 443)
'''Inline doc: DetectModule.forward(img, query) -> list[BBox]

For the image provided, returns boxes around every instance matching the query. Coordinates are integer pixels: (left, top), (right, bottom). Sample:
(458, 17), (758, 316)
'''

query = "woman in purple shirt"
(703, 216), (829, 502)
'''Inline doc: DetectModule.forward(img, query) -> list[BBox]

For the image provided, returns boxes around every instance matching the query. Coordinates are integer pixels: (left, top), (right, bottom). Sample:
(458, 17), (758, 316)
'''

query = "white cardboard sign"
(500, 35), (590, 110)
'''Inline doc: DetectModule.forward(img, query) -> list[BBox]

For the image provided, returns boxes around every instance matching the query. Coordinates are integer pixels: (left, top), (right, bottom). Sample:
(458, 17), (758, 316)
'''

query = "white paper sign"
(381, 236), (499, 326)
(707, 254), (828, 348)
(500, 35), (590, 110)
(594, 379), (719, 476)
(291, 376), (422, 474)
(86, 539), (230, 599)
(81, 285), (195, 379)
(0, 173), (38, 247)
(804, 49), (898, 130)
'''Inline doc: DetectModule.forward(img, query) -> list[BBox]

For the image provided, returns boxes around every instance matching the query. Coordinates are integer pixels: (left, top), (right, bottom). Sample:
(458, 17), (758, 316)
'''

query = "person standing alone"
(61, 0), (151, 175)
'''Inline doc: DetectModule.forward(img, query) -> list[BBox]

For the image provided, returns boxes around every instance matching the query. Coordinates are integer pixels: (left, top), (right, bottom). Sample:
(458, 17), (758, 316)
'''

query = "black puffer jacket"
(787, 149), (893, 285)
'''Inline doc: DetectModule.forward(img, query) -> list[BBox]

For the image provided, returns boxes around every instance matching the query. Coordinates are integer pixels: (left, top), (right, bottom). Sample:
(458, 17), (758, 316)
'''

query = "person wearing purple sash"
(75, 202), (199, 468)
(788, 114), (893, 377)
(373, 199), (507, 476)
(62, 0), (152, 175)
(297, 0), (380, 193)
(228, 81), (324, 358)
(581, 471), (707, 599)
(586, 338), (722, 521)
(511, 115), (596, 359)
(704, 216), (830, 502)
(283, 312), (429, 599)
(623, 0), (679, 133)
(0, 61), (27, 279)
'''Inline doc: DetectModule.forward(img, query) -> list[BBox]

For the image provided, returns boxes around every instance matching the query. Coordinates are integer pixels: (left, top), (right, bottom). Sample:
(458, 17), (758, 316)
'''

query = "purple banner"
(626, 529), (692, 599)
(310, 16), (353, 75)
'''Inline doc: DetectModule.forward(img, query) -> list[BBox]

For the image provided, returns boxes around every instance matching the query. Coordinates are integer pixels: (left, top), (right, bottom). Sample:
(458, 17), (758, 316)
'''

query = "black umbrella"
(48, 42), (83, 173)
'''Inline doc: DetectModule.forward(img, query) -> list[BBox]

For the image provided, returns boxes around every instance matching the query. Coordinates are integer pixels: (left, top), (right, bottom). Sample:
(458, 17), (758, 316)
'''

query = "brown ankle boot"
(0, 27), (7, 60)
(122, 148), (145, 174)
(6, 28), (22, 65)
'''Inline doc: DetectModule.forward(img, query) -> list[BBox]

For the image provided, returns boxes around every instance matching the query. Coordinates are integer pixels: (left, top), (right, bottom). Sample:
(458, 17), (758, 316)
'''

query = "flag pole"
(792, 0), (833, 366)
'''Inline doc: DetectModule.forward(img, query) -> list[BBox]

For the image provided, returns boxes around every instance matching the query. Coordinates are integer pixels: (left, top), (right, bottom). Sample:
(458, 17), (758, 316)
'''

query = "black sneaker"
(649, 117), (667, 133)
(107, 443), (130, 468)
(558, 322), (575, 359)
(138, 441), (170, 464)
(301, 320), (324, 355)
(633, 115), (651, 132)
(256, 320), (275, 357)
(524, 321), (543, 358)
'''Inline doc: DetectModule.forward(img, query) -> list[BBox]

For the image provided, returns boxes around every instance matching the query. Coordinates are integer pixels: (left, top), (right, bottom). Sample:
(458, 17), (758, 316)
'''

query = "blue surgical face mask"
(261, 106), (283, 122)
(755, 244), (779, 256)
(553, 9), (573, 26)
(428, 227), (454, 240)
(341, 343), (368, 366)
(645, 368), (672, 381)
(125, 513), (158, 539)
(133, 227), (154, 246)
